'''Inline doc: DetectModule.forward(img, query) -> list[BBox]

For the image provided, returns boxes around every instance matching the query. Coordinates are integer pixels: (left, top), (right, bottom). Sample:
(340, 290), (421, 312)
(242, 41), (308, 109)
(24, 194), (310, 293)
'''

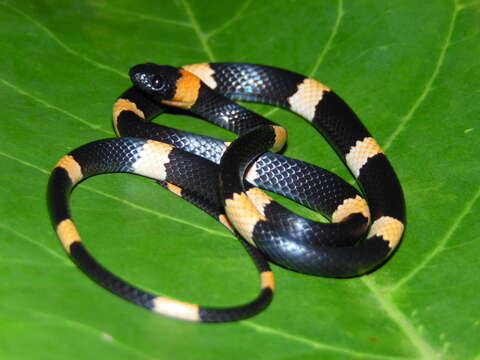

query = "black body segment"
(69, 138), (145, 175)
(312, 91), (372, 154)
(191, 84), (276, 134)
(70, 242), (157, 309)
(357, 154), (405, 221)
(47, 167), (74, 226)
(199, 287), (273, 322)
(210, 62), (305, 105)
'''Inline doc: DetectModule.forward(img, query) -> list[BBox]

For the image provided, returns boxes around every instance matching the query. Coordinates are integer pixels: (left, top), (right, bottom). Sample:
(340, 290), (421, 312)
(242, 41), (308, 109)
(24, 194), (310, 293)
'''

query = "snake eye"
(150, 75), (165, 91)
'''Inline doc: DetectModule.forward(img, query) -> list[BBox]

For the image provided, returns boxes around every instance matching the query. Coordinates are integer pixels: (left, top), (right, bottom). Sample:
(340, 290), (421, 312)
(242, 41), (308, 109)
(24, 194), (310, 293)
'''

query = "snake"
(47, 62), (406, 322)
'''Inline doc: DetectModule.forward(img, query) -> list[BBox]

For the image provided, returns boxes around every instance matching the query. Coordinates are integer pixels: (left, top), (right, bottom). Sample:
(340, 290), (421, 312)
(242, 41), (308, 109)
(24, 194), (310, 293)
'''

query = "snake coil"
(47, 62), (405, 322)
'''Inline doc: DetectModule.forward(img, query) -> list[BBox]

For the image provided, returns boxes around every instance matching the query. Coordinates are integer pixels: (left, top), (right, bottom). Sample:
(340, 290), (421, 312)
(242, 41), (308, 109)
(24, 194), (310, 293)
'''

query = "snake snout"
(130, 63), (179, 98)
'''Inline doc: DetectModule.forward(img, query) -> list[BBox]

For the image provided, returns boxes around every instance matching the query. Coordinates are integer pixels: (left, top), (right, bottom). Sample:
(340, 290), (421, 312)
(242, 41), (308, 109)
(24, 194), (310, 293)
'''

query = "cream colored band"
(152, 297), (200, 321)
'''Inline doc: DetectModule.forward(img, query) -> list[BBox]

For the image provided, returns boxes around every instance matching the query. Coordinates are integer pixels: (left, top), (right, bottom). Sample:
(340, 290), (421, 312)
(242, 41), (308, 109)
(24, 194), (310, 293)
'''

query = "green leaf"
(1, 0), (479, 359)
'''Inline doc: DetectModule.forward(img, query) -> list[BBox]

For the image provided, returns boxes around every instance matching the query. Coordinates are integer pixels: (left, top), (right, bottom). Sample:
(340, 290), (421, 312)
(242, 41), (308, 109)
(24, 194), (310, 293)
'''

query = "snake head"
(129, 63), (179, 101)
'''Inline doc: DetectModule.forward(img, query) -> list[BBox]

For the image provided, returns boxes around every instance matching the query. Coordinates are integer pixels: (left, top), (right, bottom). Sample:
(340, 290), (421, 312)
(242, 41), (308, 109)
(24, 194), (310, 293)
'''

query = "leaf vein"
(308, 0), (344, 78)
(94, 4), (192, 28)
(206, 0), (254, 39)
(262, 0), (343, 119)
(0, 2), (127, 79)
(382, 0), (460, 151)
(180, 0), (216, 62)
(362, 277), (439, 359)
(0, 78), (111, 134)
(242, 320), (416, 360)
(0, 222), (71, 265)
(0, 305), (160, 360)
(390, 185), (480, 292)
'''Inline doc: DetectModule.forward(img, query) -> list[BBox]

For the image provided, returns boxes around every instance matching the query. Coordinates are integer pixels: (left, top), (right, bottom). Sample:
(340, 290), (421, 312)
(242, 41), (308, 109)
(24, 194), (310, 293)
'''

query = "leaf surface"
(1, 0), (479, 359)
